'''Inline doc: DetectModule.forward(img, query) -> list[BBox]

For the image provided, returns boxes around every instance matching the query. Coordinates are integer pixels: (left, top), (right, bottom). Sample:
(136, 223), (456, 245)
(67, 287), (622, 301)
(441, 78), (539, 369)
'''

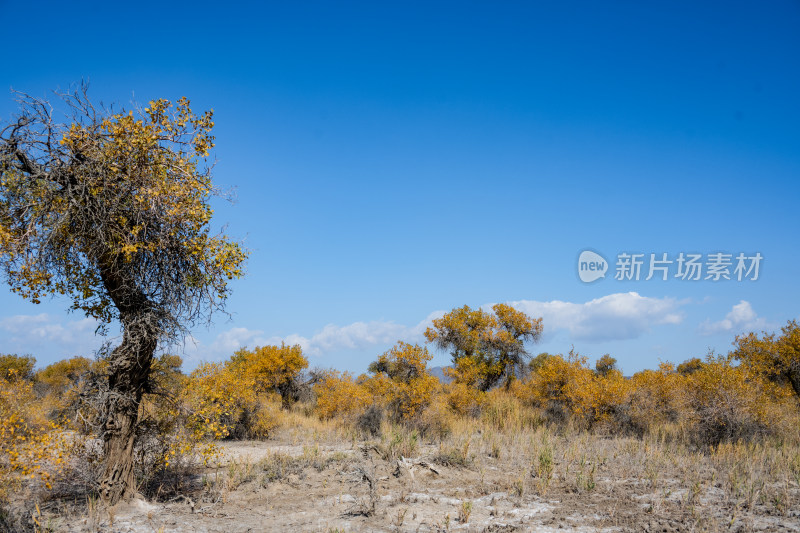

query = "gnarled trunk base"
(99, 406), (139, 504)
(98, 313), (158, 505)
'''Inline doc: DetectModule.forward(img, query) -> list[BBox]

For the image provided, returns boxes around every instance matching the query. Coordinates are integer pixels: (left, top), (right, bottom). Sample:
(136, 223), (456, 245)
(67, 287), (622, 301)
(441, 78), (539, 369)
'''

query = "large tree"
(0, 86), (247, 504)
(425, 304), (542, 390)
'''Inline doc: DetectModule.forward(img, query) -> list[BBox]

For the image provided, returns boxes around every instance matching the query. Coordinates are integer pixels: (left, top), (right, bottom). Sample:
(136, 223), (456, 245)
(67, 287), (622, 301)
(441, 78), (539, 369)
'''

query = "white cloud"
(210, 327), (269, 354)
(698, 301), (771, 336)
(264, 314), (440, 357)
(0, 313), (104, 359)
(180, 327), (269, 362)
(507, 292), (685, 342)
(187, 312), (446, 361)
(291, 322), (406, 354)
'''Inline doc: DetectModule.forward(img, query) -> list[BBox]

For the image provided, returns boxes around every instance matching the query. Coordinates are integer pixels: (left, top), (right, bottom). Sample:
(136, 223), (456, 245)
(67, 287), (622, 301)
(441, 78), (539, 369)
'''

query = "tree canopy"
(0, 87), (246, 335)
(425, 304), (542, 390)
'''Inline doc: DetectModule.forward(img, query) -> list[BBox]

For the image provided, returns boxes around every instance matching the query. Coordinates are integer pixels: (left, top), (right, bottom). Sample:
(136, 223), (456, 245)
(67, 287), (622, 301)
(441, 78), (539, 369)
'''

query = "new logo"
(578, 250), (607, 283)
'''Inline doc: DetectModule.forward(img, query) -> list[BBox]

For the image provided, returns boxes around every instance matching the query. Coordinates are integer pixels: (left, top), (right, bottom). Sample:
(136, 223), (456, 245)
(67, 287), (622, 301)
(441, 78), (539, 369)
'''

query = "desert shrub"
(628, 362), (687, 434)
(228, 343), (309, 406)
(677, 357), (704, 376)
(183, 361), (281, 441)
(682, 356), (773, 446)
(34, 356), (94, 422)
(363, 342), (439, 421)
(178, 345), (306, 442)
(481, 388), (540, 432)
(518, 349), (594, 424)
(733, 320), (800, 399)
(410, 394), (454, 440)
(134, 395), (207, 498)
(35, 356), (92, 393)
(313, 370), (371, 421)
(564, 367), (632, 431)
(0, 354), (36, 382)
(148, 353), (185, 394)
(516, 351), (649, 433)
(182, 362), (232, 440)
(356, 405), (384, 437)
(0, 374), (91, 531)
(528, 352), (554, 373)
(443, 381), (484, 417)
(387, 373), (438, 421)
(360, 371), (392, 412)
(133, 356), (229, 497)
(594, 354), (617, 377)
(444, 354), (488, 390)
(1, 377), (54, 493)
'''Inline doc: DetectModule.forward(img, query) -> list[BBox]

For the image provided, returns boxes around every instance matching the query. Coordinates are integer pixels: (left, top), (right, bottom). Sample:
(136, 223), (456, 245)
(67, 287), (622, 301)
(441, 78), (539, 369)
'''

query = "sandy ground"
(46, 435), (800, 533)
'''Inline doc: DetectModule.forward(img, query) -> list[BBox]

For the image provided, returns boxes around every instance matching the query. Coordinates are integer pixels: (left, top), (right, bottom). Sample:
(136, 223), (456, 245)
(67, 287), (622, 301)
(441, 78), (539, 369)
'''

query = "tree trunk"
(98, 312), (158, 505)
(99, 399), (139, 504)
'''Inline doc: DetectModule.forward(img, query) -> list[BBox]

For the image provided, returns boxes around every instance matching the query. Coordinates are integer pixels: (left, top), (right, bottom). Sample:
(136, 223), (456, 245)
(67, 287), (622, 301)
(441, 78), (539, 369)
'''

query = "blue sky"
(1, 0), (798, 375)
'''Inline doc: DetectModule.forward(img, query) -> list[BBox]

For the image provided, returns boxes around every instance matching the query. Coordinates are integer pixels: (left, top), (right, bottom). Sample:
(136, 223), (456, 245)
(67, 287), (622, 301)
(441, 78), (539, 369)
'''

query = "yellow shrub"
(137, 391), (218, 476)
(314, 370), (371, 420)
(183, 348), (300, 441)
(682, 356), (777, 445)
(0, 376), (71, 499)
(248, 393), (282, 438)
(567, 368), (632, 429)
(391, 376), (438, 420)
(228, 343), (308, 405)
(148, 353), (185, 394)
(445, 355), (488, 389)
(360, 371), (393, 405)
(733, 320), (800, 400)
(35, 356), (92, 393)
(515, 351), (636, 430)
(0, 354), (36, 382)
(518, 351), (593, 422)
(364, 342), (438, 420)
(629, 362), (687, 430)
(35, 356), (94, 423)
(184, 362), (252, 440)
(445, 381), (484, 416)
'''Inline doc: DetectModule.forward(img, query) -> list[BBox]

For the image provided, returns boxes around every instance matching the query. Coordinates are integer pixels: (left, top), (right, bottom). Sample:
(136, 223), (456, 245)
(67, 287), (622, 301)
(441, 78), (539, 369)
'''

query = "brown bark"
(98, 323), (157, 504)
(98, 397), (139, 504)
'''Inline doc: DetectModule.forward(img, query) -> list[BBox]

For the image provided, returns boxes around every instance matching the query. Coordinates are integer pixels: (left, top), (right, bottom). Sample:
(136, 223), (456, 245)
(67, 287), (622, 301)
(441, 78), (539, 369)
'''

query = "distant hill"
(427, 366), (453, 384)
